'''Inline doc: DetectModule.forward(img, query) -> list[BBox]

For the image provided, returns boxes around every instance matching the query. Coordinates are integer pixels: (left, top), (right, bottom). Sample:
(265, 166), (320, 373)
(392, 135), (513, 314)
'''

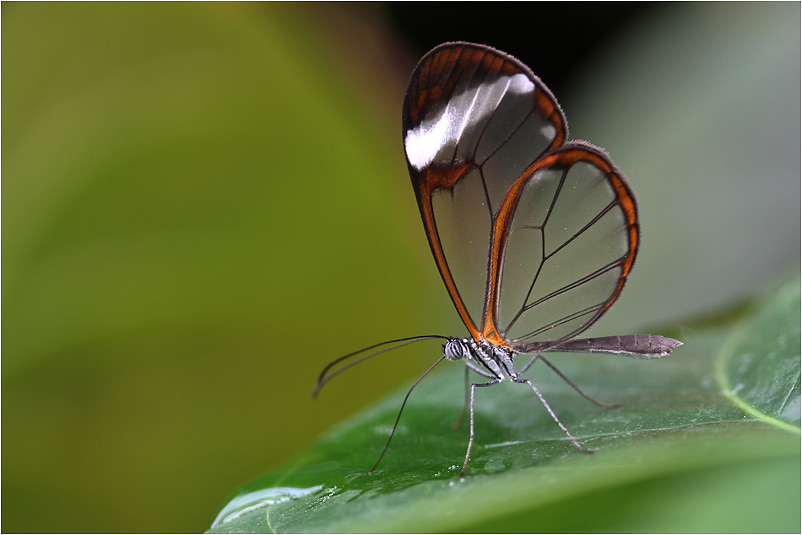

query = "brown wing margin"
(480, 143), (640, 347)
(411, 164), (482, 340)
(402, 42), (567, 154)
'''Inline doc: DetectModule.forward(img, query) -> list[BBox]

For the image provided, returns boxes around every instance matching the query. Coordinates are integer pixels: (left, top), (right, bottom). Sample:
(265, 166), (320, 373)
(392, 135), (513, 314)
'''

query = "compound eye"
(444, 340), (465, 361)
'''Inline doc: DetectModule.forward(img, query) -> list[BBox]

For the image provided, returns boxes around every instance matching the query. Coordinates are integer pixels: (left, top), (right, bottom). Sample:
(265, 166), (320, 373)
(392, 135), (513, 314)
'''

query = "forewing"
(403, 42), (567, 339)
(481, 143), (639, 347)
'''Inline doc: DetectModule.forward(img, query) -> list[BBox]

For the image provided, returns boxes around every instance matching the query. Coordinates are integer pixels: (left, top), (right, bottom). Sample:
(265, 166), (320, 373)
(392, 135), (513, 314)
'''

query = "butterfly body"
(444, 338), (515, 379)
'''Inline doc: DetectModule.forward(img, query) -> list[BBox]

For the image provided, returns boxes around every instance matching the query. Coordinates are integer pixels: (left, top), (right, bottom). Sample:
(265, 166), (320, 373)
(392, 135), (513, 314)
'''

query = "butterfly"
(315, 42), (682, 477)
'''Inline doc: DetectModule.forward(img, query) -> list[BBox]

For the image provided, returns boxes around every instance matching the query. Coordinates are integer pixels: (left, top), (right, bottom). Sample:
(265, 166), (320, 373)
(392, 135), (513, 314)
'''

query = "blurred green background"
(3, 3), (799, 533)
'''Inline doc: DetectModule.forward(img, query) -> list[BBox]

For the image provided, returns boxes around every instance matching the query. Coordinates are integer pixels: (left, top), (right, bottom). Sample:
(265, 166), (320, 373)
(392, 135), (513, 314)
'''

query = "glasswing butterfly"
(316, 42), (682, 477)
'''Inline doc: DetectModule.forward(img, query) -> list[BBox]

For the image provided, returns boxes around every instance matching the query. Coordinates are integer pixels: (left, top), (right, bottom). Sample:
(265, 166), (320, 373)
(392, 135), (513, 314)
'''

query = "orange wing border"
(481, 143), (639, 347)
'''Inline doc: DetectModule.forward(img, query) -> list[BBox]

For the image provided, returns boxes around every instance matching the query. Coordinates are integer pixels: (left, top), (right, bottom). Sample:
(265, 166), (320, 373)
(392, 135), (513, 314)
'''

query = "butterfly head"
(443, 338), (469, 361)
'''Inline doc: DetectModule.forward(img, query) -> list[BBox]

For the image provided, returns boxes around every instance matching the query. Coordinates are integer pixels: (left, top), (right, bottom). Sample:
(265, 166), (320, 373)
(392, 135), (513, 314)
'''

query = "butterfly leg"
(518, 353), (541, 375)
(369, 356), (447, 474)
(453, 361), (496, 429)
(461, 377), (502, 477)
(539, 356), (622, 409)
(452, 367), (470, 430)
(512, 376), (593, 454)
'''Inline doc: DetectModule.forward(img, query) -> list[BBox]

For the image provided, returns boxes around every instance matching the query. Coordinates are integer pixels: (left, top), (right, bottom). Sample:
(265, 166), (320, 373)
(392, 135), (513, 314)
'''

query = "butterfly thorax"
(443, 337), (517, 381)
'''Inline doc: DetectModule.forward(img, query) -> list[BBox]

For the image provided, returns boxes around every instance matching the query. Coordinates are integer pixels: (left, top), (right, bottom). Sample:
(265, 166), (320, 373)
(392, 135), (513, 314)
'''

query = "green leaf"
(717, 278), (801, 430)
(209, 277), (801, 533)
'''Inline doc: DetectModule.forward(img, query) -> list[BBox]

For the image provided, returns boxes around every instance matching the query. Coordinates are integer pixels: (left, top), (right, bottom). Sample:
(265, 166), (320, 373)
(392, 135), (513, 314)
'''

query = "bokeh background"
(3, 3), (799, 532)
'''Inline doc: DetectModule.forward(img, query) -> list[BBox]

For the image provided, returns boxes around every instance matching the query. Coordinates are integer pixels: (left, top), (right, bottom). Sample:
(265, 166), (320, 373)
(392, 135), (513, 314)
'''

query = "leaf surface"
(209, 278), (801, 533)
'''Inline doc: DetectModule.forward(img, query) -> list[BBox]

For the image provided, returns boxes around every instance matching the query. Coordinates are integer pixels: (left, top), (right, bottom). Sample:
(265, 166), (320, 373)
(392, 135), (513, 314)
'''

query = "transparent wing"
(403, 42), (567, 339)
(481, 143), (639, 348)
